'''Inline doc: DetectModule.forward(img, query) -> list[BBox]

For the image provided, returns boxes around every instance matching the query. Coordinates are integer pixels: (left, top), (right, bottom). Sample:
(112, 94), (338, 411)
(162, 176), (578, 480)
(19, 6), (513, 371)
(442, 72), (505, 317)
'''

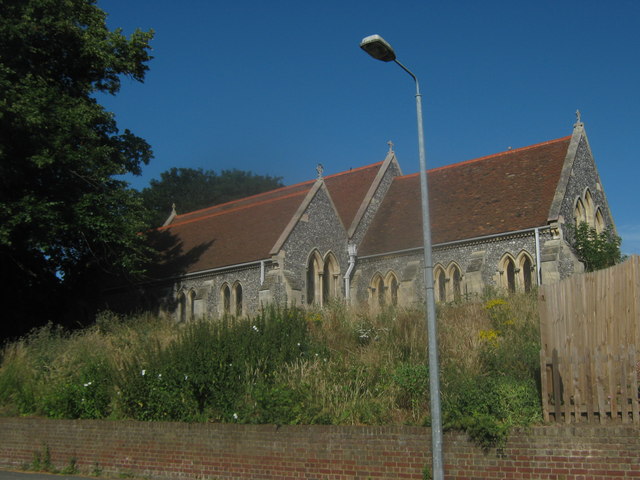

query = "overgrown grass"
(0, 293), (542, 447)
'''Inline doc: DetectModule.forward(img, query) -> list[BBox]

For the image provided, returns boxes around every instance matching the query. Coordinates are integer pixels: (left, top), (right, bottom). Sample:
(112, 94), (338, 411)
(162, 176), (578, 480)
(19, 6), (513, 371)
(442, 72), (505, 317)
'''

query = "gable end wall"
(278, 186), (350, 304)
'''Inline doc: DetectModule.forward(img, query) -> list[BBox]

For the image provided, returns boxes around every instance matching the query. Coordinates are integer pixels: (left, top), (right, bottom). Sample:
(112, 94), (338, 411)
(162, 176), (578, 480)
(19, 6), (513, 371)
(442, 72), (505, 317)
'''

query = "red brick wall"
(1, 418), (639, 479)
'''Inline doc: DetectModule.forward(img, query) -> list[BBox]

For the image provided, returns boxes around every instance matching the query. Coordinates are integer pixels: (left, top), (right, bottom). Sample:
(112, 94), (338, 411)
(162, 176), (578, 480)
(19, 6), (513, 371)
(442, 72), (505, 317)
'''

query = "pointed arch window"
(222, 284), (231, 314)
(595, 208), (605, 234)
(306, 251), (322, 305)
(178, 291), (187, 323)
(234, 283), (243, 316)
(506, 259), (516, 293)
(521, 255), (533, 293)
(386, 272), (399, 306)
(574, 198), (587, 225)
(370, 271), (400, 308)
(306, 250), (340, 306)
(450, 264), (462, 301)
(178, 289), (195, 322)
(584, 189), (594, 225)
(500, 256), (516, 293)
(322, 253), (339, 304)
(434, 266), (447, 303)
(501, 252), (535, 293)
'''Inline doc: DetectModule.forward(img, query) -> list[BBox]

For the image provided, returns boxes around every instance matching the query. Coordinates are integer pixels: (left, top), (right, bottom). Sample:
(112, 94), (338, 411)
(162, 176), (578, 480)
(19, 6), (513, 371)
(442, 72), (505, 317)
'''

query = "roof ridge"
(323, 161), (384, 180)
(173, 179), (316, 220)
(425, 135), (572, 175)
(158, 189), (310, 231)
(174, 161), (385, 220)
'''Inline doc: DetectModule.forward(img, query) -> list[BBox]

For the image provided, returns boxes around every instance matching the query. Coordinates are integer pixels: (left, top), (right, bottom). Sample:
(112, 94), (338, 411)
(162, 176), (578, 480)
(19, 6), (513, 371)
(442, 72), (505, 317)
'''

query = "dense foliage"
(0, 0), (154, 336)
(141, 167), (284, 227)
(0, 294), (542, 447)
(570, 221), (622, 272)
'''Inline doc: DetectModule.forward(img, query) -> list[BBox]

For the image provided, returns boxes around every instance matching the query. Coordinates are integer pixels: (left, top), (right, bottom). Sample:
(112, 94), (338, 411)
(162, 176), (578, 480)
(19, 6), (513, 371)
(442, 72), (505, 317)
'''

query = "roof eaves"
(156, 188), (310, 232)
(170, 179), (317, 223)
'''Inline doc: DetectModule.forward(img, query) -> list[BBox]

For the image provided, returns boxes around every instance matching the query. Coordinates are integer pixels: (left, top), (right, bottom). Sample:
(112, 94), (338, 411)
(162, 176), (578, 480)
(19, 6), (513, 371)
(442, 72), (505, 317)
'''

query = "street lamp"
(360, 34), (444, 480)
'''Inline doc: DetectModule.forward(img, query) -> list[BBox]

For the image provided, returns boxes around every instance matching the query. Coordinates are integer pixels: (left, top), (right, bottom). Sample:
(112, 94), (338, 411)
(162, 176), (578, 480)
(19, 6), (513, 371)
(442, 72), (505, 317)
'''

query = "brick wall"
(1, 418), (639, 479)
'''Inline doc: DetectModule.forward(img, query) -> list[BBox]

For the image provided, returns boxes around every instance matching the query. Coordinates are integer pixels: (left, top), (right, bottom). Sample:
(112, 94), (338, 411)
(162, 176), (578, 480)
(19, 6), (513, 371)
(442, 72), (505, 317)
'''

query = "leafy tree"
(0, 0), (154, 337)
(142, 168), (284, 227)
(570, 222), (623, 272)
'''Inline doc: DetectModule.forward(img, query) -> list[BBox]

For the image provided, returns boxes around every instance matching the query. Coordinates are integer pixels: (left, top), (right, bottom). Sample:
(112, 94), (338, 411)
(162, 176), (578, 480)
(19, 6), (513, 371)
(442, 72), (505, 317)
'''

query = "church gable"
(548, 122), (615, 234)
(277, 184), (350, 306)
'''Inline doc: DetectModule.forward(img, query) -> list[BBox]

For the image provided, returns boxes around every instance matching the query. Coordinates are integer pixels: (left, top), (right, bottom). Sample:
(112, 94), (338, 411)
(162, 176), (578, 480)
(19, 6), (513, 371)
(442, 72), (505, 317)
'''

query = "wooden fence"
(538, 255), (640, 423)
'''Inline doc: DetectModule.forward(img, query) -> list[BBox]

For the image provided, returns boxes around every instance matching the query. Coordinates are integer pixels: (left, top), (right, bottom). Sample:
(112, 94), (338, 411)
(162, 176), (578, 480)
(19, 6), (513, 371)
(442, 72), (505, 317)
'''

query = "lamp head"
(360, 34), (396, 62)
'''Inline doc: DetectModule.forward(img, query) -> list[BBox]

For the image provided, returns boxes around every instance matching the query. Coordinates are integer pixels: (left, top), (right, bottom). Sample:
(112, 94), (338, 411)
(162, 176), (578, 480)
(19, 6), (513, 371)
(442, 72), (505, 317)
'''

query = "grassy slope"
(0, 293), (541, 447)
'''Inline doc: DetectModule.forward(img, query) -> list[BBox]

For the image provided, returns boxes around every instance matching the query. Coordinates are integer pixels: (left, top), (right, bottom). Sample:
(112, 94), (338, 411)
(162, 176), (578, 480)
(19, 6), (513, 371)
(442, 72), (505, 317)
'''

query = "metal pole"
(394, 59), (444, 480)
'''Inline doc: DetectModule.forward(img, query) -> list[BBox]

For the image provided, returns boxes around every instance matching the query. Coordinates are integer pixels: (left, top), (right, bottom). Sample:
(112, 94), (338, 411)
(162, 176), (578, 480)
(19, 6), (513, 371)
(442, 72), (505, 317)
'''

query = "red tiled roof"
(150, 162), (384, 275)
(359, 136), (571, 256)
(324, 162), (383, 229)
(149, 188), (311, 275)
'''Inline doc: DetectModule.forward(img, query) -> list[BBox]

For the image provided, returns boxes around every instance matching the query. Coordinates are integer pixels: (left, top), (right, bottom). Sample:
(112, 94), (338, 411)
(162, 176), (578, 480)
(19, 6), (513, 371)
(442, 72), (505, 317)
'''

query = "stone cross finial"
(575, 109), (582, 126)
(316, 163), (324, 179)
(387, 140), (394, 153)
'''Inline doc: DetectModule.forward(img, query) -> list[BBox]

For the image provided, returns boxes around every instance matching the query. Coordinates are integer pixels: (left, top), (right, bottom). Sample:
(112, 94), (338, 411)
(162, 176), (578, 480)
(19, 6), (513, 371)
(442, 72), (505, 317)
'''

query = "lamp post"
(360, 34), (444, 480)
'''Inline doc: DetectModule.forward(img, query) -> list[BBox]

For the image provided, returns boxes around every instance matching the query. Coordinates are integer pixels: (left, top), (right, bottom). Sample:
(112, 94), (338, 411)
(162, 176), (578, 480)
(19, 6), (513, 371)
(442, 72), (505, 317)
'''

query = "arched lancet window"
(506, 259), (516, 293)
(377, 275), (385, 307)
(322, 252), (339, 305)
(306, 251), (322, 305)
(178, 289), (195, 322)
(584, 189), (594, 226)
(234, 283), (243, 316)
(385, 272), (399, 307)
(449, 264), (462, 301)
(187, 290), (195, 321)
(434, 266), (447, 303)
(178, 291), (187, 323)
(574, 198), (586, 225)
(518, 253), (533, 293)
(221, 284), (231, 314)
(595, 208), (605, 234)
(369, 273), (385, 308)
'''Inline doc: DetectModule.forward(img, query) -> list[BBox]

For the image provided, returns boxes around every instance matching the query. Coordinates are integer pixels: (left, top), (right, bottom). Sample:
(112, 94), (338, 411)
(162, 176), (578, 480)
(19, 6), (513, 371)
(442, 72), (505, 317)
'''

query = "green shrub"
(117, 306), (318, 422)
(42, 358), (113, 419)
(392, 362), (429, 421)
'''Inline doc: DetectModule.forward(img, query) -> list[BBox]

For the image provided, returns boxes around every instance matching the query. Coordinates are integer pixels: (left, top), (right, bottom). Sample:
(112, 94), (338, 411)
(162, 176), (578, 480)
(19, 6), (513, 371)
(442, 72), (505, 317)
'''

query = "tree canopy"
(142, 168), (284, 227)
(0, 0), (154, 337)
(570, 222), (623, 272)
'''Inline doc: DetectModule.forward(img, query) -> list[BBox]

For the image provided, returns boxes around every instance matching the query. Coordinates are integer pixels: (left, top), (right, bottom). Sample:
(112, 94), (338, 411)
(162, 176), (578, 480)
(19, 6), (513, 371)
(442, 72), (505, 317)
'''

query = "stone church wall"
(560, 134), (615, 239)
(353, 229), (559, 308)
(277, 186), (350, 305)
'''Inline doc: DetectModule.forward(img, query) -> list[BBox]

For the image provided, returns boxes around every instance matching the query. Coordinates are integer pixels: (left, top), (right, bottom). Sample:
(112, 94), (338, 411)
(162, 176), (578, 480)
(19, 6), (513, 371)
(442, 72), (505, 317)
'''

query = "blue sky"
(98, 0), (640, 255)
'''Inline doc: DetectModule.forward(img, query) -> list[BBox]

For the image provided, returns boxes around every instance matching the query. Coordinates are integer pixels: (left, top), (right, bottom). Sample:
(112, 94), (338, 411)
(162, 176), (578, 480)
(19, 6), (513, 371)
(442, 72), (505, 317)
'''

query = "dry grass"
(0, 293), (541, 429)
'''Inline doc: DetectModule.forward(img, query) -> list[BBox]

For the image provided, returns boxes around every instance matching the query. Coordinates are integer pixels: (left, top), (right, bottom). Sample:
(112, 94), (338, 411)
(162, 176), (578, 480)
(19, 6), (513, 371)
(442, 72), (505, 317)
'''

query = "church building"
(106, 120), (615, 320)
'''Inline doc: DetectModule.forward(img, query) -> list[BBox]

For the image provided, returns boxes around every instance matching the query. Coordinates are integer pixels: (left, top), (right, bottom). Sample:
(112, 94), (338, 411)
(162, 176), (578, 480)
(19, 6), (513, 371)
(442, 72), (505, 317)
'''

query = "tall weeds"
(0, 294), (541, 446)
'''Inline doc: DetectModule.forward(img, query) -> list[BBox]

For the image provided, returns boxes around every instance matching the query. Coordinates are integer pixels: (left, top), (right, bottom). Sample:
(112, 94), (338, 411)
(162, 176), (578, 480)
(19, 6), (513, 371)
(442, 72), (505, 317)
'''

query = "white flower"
(158, 373), (162, 378)
(233, 413), (238, 420)
(252, 325), (259, 332)
(83, 381), (92, 387)
(141, 369), (146, 376)
(184, 375), (188, 380)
